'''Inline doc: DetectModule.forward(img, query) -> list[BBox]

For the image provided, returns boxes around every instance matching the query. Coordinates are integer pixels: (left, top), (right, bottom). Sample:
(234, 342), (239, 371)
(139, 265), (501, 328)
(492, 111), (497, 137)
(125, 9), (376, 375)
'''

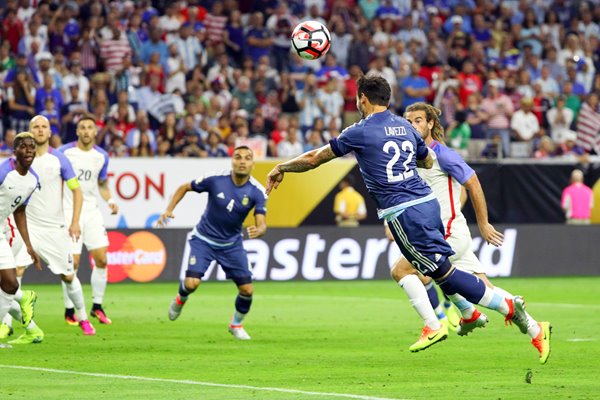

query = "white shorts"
(0, 236), (16, 270)
(2, 217), (32, 267)
(29, 224), (74, 276)
(446, 229), (485, 275)
(65, 208), (109, 254)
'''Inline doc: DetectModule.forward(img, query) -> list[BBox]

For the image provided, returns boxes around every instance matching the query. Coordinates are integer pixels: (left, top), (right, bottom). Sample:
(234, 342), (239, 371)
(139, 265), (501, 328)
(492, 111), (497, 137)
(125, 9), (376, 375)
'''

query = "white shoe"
(456, 309), (488, 336)
(228, 324), (251, 340)
(510, 296), (529, 334)
(168, 298), (184, 321)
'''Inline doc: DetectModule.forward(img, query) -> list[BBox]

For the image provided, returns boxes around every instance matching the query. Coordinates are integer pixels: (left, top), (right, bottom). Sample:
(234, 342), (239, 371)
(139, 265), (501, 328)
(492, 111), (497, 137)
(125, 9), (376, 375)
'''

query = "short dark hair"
(342, 174), (355, 186)
(77, 114), (96, 127)
(234, 145), (253, 156)
(13, 132), (35, 149)
(357, 74), (391, 107)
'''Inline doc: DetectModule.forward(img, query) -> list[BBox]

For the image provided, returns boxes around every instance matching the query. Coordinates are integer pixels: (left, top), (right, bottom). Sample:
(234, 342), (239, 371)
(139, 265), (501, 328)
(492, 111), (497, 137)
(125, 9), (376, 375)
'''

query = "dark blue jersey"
(191, 171), (267, 247)
(329, 110), (434, 219)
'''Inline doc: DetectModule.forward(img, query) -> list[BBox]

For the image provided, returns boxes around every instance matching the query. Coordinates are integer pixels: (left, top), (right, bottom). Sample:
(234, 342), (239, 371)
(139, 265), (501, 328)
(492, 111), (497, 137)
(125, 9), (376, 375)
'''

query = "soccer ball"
(291, 21), (331, 60)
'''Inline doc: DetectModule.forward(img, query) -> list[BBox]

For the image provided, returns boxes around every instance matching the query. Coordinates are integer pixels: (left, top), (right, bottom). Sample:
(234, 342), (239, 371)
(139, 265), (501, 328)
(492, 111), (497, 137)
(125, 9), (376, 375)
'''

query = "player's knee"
(184, 277), (201, 291)
(239, 286), (253, 297)
(429, 259), (453, 281)
(0, 279), (19, 294)
(390, 260), (413, 282)
(94, 257), (107, 269)
(61, 273), (75, 283)
(16, 267), (26, 278)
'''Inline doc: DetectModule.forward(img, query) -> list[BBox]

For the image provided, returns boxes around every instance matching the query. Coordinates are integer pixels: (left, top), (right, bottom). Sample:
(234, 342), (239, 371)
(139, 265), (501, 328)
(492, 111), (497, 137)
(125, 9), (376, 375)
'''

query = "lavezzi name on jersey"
(192, 228), (516, 282)
(384, 126), (407, 136)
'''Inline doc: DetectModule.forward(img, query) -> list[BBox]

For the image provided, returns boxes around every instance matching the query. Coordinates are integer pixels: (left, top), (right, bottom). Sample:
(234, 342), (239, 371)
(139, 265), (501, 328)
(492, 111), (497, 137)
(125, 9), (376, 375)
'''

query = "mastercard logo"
(104, 231), (167, 283)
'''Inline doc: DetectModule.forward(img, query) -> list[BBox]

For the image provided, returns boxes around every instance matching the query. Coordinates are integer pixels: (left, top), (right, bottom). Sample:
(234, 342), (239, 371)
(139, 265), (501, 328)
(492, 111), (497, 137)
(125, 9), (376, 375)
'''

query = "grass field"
(0, 277), (598, 400)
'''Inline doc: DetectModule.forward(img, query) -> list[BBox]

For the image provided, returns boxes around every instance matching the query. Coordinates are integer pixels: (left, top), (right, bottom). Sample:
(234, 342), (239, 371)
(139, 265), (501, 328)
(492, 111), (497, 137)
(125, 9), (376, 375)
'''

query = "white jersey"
(0, 158), (39, 222)
(26, 148), (78, 228)
(417, 141), (475, 239)
(59, 143), (109, 212)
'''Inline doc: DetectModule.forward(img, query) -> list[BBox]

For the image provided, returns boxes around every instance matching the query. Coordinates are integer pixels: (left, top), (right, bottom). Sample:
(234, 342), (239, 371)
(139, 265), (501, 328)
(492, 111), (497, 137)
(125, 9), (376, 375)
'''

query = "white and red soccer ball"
(291, 21), (331, 60)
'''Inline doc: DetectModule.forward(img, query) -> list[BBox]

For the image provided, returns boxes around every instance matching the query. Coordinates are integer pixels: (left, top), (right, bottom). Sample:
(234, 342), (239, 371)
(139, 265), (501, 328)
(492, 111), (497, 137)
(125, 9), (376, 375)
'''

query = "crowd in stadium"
(0, 0), (599, 160)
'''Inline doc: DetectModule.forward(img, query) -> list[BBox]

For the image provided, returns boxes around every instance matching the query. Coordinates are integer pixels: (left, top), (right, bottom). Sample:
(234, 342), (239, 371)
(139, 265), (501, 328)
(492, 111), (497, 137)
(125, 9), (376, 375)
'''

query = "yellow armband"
(66, 178), (80, 190)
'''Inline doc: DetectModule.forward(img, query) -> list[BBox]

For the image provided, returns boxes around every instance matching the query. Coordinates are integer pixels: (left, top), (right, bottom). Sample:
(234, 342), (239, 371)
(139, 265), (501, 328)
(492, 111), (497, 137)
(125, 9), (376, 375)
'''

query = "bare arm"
(265, 145), (338, 195)
(156, 182), (192, 227)
(416, 149), (434, 169)
(463, 174), (503, 246)
(69, 187), (82, 241)
(98, 179), (118, 214)
(13, 206), (42, 270)
(246, 213), (267, 239)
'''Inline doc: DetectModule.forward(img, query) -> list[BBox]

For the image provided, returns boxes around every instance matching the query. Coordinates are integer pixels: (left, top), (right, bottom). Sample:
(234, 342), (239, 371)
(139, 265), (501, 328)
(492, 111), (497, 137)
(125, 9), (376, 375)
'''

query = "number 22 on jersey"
(383, 140), (415, 182)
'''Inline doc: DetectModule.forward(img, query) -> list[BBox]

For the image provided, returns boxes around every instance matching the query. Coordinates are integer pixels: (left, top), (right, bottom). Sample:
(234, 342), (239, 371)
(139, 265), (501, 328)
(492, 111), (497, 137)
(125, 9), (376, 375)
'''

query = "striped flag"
(576, 102), (600, 153)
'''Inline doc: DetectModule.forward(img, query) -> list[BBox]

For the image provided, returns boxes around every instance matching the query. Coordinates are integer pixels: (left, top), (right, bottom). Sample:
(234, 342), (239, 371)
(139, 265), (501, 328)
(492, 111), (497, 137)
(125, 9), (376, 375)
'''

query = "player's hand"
(108, 202), (119, 215)
(69, 223), (81, 242)
(265, 165), (284, 195)
(156, 211), (174, 228)
(479, 223), (503, 247)
(27, 247), (42, 271)
(246, 226), (260, 239)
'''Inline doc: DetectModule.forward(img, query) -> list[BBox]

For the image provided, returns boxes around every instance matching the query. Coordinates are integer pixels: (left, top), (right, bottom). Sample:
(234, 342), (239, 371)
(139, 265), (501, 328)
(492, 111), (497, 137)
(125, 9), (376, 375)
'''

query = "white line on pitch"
(0, 365), (406, 400)
(256, 295), (600, 309)
(566, 338), (596, 342)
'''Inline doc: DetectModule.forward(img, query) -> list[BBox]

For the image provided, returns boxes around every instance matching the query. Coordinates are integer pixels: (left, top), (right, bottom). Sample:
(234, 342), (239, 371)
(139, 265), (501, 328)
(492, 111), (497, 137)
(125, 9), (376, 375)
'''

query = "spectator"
(0, 129), (17, 156)
(277, 125), (303, 158)
(448, 110), (471, 157)
(266, 2), (297, 72)
(296, 74), (323, 133)
(557, 132), (586, 159)
(480, 80), (514, 155)
(7, 70), (36, 132)
(176, 130), (207, 158)
(100, 26), (132, 76)
(130, 131), (155, 157)
(511, 97), (541, 142)
(140, 28), (168, 67)
(316, 53), (349, 85)
(63, 60), (90, 103)
(547, 96), (575, 144)
(40, 96), (61, 136)
(34, 73), (62, 114)
(534, 65), (560, 98)
(533, 136), (556, 159)
(204, 131), (229, 157)
(333, 175), (367, 227)
(158, 4), (181, 44)
(165, 44), (186, 94)
(127, 113), (157, 153)
(401, 62), (432, 110)
(204, 2), (228, 49)
(60, 84), (89, 143)
(561, 169), (594, 225)
(224, 10), (245, 67)
(457, 61), (482, 107)
(246, 12), (274, 64)
(173, 23), (205, 73)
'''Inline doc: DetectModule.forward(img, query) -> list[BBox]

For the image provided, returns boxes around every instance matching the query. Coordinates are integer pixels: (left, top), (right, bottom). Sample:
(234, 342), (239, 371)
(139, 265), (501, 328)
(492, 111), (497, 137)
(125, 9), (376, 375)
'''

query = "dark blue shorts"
(387, 199), (454, 276)
(185, 236), (252, 286)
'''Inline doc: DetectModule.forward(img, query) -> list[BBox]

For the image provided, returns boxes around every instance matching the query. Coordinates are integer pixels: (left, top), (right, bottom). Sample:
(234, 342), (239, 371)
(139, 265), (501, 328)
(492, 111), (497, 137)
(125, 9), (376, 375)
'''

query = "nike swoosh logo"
(427, 333), (440, 340)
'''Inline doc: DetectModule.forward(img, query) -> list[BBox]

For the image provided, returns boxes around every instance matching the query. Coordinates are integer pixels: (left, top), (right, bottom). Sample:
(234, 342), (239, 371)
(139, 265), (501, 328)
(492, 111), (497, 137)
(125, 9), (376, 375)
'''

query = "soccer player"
(390, 102), (550, 362)
(158, 146), (267, 340)
(0, 133), (43, 345)
(59, 115), (118, 325)
(24, 115), (96, 335)
(265, 75), (551, 363)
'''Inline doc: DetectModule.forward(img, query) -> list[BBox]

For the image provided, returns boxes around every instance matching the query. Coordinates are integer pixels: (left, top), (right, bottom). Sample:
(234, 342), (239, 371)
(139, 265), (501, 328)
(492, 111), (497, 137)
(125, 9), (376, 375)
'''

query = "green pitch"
(0, 277), (598, 400)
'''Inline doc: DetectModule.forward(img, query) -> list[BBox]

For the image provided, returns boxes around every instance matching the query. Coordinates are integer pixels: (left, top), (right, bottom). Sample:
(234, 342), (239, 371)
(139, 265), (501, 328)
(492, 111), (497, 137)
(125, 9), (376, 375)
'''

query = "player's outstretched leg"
(6, 300), (44, 344)
(90, 249), (111, 324)
(391, 259), (448, 351)
(15, 289), (37, 326)
(62, 276), (95, 336)
(228, 284), (253, 340)
(169, 280), (198, 321)
(512, 296), (552, 364)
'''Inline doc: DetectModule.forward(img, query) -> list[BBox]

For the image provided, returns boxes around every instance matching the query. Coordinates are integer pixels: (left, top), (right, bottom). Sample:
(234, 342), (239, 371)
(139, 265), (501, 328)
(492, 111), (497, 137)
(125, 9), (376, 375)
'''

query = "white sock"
(231, 311), (246, 326)
(13, 288), (23, 301)
(64, 277), (88, 321)
(91, 267), (108, 305)
(61, 281), (75, 309)
(16, 276), (22, 286)
(477, 286), (510, 316)
(1, 311), (12, 326)
(26, 320), (38, 330)
(399, 275), (441, 330)
(447, 293), (476, 319)
(7, 301), (21, 324)
(0, 289), (15, 322)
